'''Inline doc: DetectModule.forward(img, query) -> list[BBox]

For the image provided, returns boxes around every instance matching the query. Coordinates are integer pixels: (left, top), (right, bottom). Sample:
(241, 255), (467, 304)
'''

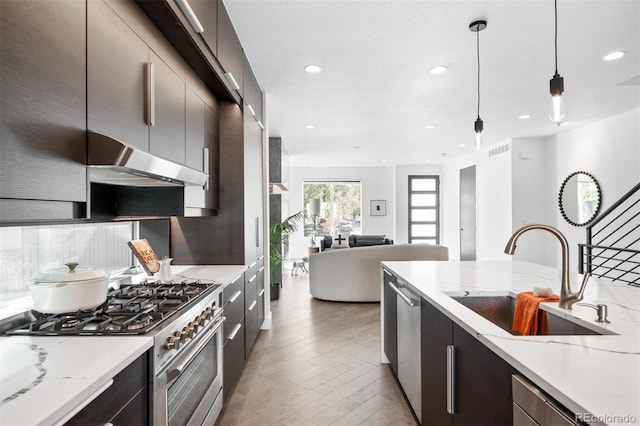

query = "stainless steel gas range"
(2, 278), (225, 425)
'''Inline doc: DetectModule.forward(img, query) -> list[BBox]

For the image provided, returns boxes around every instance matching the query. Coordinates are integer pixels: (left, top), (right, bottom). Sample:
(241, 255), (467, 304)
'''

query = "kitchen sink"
(447, 293), (614, 336)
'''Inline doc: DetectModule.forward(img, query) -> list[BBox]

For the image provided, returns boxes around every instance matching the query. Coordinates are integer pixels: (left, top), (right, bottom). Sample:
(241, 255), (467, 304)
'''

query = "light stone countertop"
(381, 260), (640, 426)
(0, 264), (247, 426)
(0, 336), (152, 426)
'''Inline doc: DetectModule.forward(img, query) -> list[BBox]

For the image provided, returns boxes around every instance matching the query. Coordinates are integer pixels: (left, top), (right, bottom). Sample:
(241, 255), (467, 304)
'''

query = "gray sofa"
(309, 243), (449, 302)
(319, 234), (393, 250)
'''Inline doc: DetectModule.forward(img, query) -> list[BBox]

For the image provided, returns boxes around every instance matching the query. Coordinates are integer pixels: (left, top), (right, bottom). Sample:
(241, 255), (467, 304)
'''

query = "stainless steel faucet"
(504, 224), (590, 309)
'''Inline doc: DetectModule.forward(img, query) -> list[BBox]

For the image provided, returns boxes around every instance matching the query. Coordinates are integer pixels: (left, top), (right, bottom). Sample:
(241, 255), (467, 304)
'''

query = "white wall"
(510, 137), (552, 266)
(288, 166), (395, 247)
(441, 141), (513, 261)
(394, 164), (442, 244)
(544, 108), (640, 271)
(440, 108), (640, 270)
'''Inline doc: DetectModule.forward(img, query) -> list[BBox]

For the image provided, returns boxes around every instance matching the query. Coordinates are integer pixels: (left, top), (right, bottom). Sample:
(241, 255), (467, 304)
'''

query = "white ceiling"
(224, 0), (640, 168)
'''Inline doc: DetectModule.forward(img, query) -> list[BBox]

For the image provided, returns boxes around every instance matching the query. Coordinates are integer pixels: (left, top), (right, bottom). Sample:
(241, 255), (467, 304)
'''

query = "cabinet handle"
(447, 345), (456, 414)
(387, 282), (418, 307)
(255, 217), (260, 247)
(146, 62), (155, 127)
(247, 300), (257, 312)
(227, 323), (241, 341)
(248, 275), (257, 284)
(228, 290), (242, 304)
(203, 147), (210, 190)
(258, 288), (265, 297)
(175, 0), (204, 33)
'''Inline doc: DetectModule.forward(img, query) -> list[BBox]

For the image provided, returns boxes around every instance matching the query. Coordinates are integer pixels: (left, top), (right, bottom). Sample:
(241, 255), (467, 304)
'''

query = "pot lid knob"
(65, 262), (79, 272)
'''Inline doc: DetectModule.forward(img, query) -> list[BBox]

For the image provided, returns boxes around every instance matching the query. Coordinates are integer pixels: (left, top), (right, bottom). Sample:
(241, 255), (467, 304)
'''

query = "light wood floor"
(218, 268), (416, 426)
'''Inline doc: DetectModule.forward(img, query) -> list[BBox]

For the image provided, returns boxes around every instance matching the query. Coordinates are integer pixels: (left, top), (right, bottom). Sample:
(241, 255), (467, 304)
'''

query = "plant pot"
(270, 284), (280, 300)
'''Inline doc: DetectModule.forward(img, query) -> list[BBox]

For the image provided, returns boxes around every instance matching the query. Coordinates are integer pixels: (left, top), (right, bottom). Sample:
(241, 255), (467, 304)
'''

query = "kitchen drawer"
(223, 318), (245, 403)
(244, 272), (258, 310)
(244, 296), (259, 359)
(65, 351), (149, 425)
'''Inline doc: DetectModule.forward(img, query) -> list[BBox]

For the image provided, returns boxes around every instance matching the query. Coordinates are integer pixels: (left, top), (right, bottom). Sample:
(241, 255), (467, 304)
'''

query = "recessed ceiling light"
(603, 51), (626, 61)
(426, 159), (432, 163)
(458, 144), (466, 148)
(425, 124), (436, 129)
(354, 146), (361, 149)
(519, 114), (531, 119)
(381, 159), (388, 163)
(305, 124), (316, 129)
(304, 65), (322, 73)
(429, 65), (448, 74)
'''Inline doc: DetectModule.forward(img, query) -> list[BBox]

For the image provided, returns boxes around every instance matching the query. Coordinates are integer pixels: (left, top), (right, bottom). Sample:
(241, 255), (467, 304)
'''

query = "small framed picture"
(370, 200), (386, 216)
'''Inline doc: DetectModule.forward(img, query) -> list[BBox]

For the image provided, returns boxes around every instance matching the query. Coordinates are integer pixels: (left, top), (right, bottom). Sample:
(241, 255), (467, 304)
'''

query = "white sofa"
(309, 243), (449, 302)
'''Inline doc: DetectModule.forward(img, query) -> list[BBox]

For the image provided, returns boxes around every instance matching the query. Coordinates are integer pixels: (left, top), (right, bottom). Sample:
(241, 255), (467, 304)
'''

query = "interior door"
(459, 165), (477, 261)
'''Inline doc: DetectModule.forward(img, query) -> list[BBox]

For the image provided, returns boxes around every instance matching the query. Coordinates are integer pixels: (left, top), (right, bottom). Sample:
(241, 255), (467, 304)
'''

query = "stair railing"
(578, 182), (640, 287)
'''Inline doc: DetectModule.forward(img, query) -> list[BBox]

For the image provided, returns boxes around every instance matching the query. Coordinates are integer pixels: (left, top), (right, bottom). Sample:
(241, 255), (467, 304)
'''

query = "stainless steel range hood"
(87, 132), (208, 187)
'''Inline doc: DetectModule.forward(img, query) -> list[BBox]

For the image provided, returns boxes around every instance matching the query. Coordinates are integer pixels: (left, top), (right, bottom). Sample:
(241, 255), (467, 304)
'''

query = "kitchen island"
(0, 264), (248, 426)
(381, 260), (639, 426)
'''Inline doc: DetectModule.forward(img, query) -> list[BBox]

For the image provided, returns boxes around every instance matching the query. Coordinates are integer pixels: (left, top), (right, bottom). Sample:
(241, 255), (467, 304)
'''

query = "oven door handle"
(165, 316), (225, 386)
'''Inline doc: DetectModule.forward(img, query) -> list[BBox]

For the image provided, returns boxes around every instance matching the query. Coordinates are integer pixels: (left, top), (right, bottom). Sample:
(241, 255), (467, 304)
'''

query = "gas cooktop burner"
(3, 279), (221, 336)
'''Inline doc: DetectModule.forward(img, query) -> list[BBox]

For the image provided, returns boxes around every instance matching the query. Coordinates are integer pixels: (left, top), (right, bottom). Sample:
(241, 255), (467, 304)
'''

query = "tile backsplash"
(0, 222), (136, 303)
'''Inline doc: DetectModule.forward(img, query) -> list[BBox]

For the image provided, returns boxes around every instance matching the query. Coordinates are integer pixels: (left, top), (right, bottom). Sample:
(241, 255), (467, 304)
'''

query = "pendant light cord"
(554, 0), (558, 75)
(476, 29), (481, 119)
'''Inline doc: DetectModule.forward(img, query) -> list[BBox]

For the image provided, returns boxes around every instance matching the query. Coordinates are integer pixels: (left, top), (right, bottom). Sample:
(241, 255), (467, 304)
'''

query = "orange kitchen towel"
(512, 291), (560, 336)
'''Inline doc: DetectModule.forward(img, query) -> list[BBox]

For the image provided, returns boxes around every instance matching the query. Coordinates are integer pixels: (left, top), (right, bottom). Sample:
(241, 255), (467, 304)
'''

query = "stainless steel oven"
(153, 286), (225, 426)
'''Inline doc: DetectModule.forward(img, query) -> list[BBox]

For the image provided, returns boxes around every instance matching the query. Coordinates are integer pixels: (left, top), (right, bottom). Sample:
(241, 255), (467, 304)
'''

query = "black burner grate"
(3, 279), (221, 336)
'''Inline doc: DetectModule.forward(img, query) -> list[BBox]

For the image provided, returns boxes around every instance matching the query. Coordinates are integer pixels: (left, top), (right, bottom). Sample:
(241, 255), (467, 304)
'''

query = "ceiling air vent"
(489, 144), (510, 157)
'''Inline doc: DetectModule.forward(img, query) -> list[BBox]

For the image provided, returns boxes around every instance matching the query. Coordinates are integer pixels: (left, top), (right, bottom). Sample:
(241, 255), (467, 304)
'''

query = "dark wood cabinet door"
(223, 318), (246, 403)
(453, 323), (513, 426)
(189, 0), (218, 56)
(186, 87), (206, 170)
(217, 0), (244, 96)
(204, 102), (220, 210)
(244, 297), (259, 359)
(66, 352), (149, 425)
(149, 52), (186, 163)
(0, 0), (86, 206)
(383, 271), (398, 376)
(421, 300), (454, 426)
(87, 0), (149, 151)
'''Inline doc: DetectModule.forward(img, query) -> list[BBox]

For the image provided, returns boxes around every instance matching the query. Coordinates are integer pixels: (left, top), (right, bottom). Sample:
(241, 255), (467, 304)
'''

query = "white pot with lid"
(30, 262), (109, 314)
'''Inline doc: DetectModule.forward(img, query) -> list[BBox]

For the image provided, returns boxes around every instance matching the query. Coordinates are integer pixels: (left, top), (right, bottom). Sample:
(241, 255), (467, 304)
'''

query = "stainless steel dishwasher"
(391, 278), (422, 422)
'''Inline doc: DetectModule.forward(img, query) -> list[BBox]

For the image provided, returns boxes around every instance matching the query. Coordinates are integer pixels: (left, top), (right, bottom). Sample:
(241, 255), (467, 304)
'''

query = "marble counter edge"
(1, 336), (153, 426)
(380, 260), (640, 425)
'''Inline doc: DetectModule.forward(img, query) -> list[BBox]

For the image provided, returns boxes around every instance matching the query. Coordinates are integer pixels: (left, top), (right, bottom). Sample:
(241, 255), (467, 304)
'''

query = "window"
(408, 175), (440, 244)
(303, 182), (361, 237)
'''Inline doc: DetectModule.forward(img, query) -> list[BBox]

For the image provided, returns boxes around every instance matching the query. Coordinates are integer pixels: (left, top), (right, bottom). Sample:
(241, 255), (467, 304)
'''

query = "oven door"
(155, 314), (225, 426)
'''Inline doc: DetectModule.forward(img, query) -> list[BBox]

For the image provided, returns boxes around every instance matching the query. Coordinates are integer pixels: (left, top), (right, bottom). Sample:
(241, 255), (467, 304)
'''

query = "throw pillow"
(332, 232), (350, 249)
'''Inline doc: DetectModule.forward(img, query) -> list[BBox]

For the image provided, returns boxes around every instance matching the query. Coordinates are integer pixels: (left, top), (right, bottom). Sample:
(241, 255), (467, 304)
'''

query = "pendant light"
(549, 0), (565, 123)
(470, 20), (487, 150)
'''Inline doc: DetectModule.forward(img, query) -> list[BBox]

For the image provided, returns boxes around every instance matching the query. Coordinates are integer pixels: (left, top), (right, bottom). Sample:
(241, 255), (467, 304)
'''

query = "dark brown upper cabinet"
(243, 55), (263, 123)
(0, 0), (87, 221)
(149, 51), (186, 163)
(185, 86), (219, 214)
(217, 0), (244, 98)
(89, 1), (187, 162)
(187, 0), (218, 57)
(88, 0), (150, 151)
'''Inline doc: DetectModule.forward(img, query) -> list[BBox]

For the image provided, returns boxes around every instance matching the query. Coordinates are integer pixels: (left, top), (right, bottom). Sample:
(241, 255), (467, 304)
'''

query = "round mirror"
(558, 171), (602, 226)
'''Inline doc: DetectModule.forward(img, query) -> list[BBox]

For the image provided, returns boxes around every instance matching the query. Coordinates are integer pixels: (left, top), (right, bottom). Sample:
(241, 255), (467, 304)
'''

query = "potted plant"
(269, 211), (303, 300)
